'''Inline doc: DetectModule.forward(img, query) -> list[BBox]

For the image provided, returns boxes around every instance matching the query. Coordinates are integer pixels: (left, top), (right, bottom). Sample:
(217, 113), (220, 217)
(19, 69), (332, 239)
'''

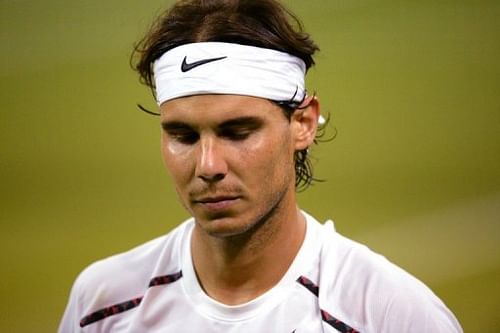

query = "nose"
(195, 136), (227, 182)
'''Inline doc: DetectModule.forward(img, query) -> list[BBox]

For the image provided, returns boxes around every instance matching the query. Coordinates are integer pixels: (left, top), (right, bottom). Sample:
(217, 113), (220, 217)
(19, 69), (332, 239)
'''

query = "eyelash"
(221, 130), (251, 141)
(167, 131), (199, 144)
(167, 129), (252, 144)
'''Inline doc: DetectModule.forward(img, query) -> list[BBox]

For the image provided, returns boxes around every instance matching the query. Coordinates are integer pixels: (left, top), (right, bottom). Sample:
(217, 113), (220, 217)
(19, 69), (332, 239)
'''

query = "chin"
(195, 214), (259, 238)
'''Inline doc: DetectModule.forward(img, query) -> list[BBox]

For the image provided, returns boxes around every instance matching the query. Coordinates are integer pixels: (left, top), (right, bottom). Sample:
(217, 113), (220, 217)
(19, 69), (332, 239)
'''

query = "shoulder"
(75, 234), (168, 299)
(61, 219), (192, 327)
(316, 220), (462, 332)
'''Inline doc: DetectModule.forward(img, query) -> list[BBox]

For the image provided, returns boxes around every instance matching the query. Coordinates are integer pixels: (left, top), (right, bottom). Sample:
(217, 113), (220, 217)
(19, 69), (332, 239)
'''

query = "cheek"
(161, 133), (191, 156)
(161, 137), (193, 185)
(235, 129), (294, 182)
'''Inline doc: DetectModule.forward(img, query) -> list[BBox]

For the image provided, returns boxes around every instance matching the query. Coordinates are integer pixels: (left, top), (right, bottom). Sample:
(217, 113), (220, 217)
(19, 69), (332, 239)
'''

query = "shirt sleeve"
(380, 287), (463, 332)
(317, 222), (463, 333)
(58, 277), (84, 333)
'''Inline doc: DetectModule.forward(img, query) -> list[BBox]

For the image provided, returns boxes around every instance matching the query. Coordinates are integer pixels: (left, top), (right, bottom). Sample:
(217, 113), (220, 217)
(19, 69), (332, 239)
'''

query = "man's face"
(159, 94), (298, 237)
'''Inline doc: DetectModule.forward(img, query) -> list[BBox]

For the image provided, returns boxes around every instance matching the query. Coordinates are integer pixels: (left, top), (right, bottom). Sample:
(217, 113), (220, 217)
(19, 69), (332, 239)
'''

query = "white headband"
(153, 42), (306, 106)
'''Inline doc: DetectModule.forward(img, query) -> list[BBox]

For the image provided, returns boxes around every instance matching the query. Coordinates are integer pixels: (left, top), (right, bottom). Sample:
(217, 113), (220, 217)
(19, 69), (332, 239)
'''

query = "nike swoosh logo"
(181, 56), (227, 72)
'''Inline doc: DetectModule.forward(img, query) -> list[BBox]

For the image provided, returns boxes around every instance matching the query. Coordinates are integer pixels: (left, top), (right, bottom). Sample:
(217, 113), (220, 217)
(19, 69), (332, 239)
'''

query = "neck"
(191, 192), (306, 305)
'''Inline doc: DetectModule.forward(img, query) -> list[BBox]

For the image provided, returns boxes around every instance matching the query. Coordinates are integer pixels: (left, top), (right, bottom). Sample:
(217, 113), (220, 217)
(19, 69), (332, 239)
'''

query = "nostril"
(199, 173), (225, 182)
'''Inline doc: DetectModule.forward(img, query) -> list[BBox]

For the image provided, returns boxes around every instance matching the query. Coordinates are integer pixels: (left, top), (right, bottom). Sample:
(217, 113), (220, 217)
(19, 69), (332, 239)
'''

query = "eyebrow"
(161, 121), (191, 131)
(218, 116), (263, 130)
(161, 116), (264, 131)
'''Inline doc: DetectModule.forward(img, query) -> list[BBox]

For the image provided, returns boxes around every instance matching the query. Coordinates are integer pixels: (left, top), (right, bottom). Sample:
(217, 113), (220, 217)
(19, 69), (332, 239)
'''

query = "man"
(59, 0), (462, 332)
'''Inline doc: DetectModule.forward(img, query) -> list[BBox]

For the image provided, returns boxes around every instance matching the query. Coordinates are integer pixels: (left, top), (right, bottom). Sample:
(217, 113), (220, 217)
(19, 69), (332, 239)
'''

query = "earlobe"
(292, 95), (320, 151)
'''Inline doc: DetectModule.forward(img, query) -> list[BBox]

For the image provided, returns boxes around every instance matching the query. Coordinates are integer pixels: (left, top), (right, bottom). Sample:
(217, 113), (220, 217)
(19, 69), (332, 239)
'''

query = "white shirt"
(59, 212), (462, 332)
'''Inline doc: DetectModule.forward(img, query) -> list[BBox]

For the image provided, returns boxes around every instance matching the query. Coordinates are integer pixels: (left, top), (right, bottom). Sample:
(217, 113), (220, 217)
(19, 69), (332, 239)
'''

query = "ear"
(291, 95), (321, 151)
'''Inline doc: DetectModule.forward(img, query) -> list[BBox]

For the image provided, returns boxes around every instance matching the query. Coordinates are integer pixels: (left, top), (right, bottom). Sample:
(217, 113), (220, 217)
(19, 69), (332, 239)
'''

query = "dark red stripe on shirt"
(79, 297), (143, 328)
(297, 275), (361, 333)
(149, 270), (183, 287)
(79, 271), (182, 328)
(296, 275), (319, 296)
(321, 309), (360, 333)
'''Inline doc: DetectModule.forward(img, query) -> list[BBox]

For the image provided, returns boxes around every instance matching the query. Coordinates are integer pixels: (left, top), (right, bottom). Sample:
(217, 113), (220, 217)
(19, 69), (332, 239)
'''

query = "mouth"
(192, 196), (240, 212)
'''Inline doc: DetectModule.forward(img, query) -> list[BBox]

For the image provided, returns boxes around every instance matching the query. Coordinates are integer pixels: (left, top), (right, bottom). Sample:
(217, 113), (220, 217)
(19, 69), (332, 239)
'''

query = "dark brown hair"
(132, 0), (324, 190)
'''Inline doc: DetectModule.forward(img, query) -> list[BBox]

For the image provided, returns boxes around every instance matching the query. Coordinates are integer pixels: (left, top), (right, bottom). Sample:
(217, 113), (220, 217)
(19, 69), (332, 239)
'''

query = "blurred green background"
(1, 0), (499, 332)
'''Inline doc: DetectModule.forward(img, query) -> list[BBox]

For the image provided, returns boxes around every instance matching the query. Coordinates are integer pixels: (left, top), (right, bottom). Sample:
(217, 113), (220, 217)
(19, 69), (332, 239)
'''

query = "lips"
(195, 196), (237, 203)
(192, 196), (240, 212)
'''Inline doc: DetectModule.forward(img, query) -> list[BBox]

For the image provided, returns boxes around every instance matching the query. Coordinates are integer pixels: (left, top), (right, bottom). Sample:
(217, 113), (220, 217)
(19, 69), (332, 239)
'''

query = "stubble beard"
(212, 167), (295, 254)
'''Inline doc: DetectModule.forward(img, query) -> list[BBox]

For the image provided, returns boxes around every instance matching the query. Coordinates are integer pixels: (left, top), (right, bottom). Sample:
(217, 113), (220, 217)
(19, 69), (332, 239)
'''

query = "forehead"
(159, 94), (285, 124)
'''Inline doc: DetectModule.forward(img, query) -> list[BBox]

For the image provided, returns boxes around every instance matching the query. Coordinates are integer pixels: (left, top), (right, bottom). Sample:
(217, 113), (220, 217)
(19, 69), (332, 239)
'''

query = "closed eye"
(219, 128), (252, 141)
(217, 117), (263, 141)
(161, 122), (199, 144)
